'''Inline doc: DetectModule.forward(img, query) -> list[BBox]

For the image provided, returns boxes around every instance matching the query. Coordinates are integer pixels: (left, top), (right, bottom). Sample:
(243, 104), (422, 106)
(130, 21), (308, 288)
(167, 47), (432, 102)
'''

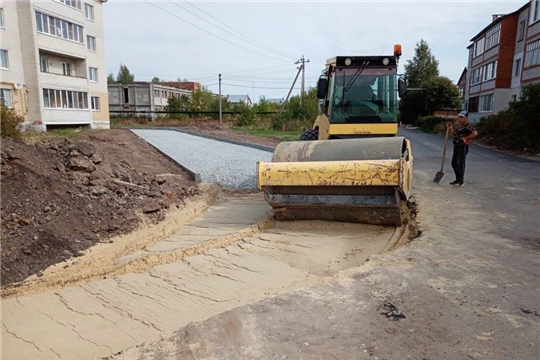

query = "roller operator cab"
(302, 45), (407, 140)
(257, 45), (413, 226)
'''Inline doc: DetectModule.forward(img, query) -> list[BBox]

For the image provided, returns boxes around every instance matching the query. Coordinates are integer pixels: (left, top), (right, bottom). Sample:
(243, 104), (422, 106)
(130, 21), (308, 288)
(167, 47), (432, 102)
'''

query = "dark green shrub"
(235, 104), (255, 127)
(416, 115), (447, 132)
(477, 83), (540, 153)
(271, 114), (286, 130)
(1, 105), (24, 138)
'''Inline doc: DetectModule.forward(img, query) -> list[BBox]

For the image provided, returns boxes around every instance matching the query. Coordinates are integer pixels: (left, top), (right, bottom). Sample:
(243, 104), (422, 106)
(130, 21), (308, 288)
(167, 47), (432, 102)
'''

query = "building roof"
(267, 98), (285, 104)
(469, 2), (529, 42)
(228, 95), (251, 103)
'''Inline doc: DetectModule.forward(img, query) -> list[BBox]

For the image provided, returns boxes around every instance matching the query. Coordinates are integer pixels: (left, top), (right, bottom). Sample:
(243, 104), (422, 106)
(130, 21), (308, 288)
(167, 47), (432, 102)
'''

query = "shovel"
(433, 126), (450, 183)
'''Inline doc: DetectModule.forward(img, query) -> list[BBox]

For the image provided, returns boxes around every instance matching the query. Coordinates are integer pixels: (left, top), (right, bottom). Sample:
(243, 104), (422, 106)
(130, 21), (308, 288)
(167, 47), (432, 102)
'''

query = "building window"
(531, 0), (539, 23)
(471, 67), (482, 85)
(62, 62), (72, 76)
(89, 67), (98, 82)
(57, 0), (82, 10)
(517, 20), (526, 42)
(0, 49), (8, 69)
(0, 88), (13, 107)
(514, 58), (521, 77)
(483, 61), (497, 81)
(43, 88), (88, 109)
(468, 96), (479, 113)
(473, 38), (485, 58)
(479, 93), (494, 112)
(35, 12), (84, 43)
(40, 57), (49, 72)
(0, 8), (4, 29)
(485, 23), (501, 50)
(524, 39), (540, 67)
(511, 94), (517, 102)
(87, 35), (96, 51)
(91, 96), (100, 110)
(84, 4), (94, 21)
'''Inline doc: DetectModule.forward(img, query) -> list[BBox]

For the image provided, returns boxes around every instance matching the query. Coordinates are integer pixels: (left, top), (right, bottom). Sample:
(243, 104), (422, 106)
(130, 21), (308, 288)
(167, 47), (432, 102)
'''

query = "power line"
(218, 64), (295, 76)
(136, 65), (294, 78)
(224, 77), (319, 83)
(136, 65), (298, 80)
(144, 0), (291, 63)
(169, 0), (295, 61)
(221, 82), (302, 90)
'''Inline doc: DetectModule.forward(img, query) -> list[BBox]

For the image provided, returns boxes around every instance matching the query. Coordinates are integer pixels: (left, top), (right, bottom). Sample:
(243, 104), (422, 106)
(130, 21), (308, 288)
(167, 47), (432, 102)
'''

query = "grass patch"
(21, 128), (82, 142)
(231, 126), (301, 141)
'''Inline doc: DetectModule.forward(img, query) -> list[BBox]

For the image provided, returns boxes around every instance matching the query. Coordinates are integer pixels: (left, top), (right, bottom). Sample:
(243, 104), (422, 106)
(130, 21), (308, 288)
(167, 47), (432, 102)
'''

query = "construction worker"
(446, 111), (478, 187)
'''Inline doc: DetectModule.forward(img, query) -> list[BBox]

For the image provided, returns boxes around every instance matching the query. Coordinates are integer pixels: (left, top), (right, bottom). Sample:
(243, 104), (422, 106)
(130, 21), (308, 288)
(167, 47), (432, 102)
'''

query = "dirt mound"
(1, 129), (199, 286)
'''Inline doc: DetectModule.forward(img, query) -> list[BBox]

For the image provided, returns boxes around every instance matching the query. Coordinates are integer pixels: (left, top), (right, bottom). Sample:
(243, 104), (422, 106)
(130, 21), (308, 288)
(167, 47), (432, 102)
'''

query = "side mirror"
(398, 76), (407, 98)
(317, 76), (329, 99)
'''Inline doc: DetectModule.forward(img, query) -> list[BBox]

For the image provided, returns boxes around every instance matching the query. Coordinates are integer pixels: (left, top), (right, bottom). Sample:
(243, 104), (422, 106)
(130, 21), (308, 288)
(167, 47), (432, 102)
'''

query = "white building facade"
(1, 0), (109, 131)
(108, 82), (192, 118)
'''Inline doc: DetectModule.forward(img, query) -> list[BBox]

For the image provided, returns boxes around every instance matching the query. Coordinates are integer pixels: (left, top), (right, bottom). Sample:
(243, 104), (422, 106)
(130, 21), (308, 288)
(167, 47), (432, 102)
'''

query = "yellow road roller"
(257, 46), (413, 226)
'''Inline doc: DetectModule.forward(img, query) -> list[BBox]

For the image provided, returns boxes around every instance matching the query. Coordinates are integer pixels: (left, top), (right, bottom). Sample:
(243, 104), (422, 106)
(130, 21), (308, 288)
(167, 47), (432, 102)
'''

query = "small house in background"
(227, 94), (252, 107)
(457, 67), (468, 110)
(267, 98), (285, 105)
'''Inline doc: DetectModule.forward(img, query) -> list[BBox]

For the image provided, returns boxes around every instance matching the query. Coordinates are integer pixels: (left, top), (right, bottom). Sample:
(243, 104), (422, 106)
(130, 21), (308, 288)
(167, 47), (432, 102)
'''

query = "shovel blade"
(433, 171), (444, 183)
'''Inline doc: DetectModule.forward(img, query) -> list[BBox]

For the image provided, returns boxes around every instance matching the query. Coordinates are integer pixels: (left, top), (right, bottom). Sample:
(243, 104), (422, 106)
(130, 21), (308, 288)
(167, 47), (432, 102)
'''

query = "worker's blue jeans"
(451, 143), (469, 184)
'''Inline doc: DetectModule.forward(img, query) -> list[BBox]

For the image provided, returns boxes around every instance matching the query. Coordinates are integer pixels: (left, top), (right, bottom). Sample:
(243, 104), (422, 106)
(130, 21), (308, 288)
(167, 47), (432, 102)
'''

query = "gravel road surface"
(131, 129), (273, 189)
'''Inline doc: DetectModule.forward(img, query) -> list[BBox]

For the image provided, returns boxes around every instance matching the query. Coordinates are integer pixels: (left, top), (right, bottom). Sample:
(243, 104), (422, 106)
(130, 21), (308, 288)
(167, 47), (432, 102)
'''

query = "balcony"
(40, 71), (88, 89)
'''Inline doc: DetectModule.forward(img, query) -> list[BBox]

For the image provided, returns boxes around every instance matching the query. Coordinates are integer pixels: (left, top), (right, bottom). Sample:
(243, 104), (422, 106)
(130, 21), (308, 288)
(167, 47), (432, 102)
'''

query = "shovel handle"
(440, 126), (450, 172)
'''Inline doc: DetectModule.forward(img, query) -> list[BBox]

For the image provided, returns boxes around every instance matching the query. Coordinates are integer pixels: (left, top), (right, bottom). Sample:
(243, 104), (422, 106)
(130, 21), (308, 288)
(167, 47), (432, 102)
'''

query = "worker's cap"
(458, 111), (469, 117)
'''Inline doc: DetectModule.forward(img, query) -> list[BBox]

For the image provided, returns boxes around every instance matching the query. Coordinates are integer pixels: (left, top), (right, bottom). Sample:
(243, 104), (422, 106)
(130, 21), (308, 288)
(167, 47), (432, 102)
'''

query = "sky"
(103, 0), (527, 102)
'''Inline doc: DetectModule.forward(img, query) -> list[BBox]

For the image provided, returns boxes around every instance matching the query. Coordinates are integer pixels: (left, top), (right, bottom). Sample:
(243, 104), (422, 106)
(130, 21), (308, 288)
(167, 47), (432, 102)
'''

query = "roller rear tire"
(299, 129), (319, 141)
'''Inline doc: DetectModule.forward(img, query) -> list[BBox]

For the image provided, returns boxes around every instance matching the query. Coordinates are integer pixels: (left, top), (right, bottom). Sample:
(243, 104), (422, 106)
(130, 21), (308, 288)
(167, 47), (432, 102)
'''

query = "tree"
(424, 76), (460, 113)
(152, 77), (161, 83)
(164, 95), (190, 118)
(400, 39), (440, 123)
(116, 64), (134, 84)
(190, 87), (219, 112)
(107, 73), (116, 84)
(404, 39), (439, 88)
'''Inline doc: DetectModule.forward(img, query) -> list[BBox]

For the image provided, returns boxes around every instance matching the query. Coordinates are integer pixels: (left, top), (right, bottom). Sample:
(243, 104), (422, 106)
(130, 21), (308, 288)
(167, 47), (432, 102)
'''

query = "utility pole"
(280, 65), (303, 114)
(295, 55), (309, 105)
(218, 73), (222, 124)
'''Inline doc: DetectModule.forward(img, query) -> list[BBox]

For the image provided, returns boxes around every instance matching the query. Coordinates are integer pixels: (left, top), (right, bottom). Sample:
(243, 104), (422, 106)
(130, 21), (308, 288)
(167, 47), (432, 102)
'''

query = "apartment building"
(465, 0), (540, 123)
(108, 82), (192, 117)
(0, 0), (109, 131)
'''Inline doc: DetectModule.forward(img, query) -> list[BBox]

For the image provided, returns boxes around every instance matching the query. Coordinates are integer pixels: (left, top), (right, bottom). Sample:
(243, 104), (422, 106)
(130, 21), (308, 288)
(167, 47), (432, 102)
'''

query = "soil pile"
(1, 129), (198, 286)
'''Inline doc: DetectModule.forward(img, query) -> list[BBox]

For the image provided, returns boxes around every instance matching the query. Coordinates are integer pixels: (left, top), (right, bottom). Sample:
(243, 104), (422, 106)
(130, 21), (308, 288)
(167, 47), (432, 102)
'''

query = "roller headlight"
(344, 58), (352, 66)
(382, 57), (390, 66)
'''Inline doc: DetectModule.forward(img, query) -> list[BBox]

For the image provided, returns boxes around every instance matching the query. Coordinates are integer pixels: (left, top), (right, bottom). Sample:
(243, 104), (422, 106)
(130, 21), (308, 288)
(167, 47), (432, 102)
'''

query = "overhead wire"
(144, 0), (292, 63)
(224, 77), (319, 83)
(135, 64), (295, 79)
(169, 0), (296, 61)
(220, 83), (301, 90)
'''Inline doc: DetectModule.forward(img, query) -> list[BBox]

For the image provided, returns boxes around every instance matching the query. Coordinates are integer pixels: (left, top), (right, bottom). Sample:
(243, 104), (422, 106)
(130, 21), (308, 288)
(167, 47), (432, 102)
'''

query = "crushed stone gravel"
(131, 129), (273, 189)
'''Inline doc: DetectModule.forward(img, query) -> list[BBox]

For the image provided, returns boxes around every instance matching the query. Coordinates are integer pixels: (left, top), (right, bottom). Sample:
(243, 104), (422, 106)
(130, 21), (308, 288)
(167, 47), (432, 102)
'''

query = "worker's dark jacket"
(453, 123), (476, 145)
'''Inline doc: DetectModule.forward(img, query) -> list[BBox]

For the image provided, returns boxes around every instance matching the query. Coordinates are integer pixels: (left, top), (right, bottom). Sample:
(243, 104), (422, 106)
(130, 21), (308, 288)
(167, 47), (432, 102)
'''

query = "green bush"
(416, 115), (448, 132)
(1, 105), (24, 138)
(477, 83), (540, 153)
(235, 104), (255, 127)
(271, 114), (286, 130)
